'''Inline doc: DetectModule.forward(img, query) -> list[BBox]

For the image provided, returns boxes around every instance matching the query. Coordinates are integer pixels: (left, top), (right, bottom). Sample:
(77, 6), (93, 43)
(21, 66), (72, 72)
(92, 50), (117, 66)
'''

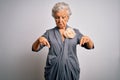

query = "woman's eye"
(55, 16), (66, 20)
(62, 17), (65, 19)
(55, 17), (58, 19)
(55, 17), (60, 19)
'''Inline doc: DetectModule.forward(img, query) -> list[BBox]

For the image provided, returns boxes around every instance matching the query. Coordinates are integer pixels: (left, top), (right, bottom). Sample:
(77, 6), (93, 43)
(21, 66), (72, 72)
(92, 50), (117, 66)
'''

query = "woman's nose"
(59, 17), (63, 22)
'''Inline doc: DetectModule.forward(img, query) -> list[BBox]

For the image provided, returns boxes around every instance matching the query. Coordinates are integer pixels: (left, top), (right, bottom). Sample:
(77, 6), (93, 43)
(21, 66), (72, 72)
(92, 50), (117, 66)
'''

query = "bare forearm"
(32, 39), (40, 51)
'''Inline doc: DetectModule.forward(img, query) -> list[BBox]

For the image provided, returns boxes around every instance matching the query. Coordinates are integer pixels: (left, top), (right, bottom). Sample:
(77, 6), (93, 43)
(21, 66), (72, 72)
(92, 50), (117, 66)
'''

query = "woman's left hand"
(80, 36), (94, 49)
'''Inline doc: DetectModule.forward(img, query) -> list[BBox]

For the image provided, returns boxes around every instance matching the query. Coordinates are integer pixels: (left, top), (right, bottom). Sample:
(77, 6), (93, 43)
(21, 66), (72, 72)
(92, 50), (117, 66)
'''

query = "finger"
(85, 38), (89, 44)
(43, 41), (46, 46)
(84, 37), (90, 44)
(46, 41), (50, 48)
(80, 38), (84, 46)
(39, 38), (43, 44)
(80, 36), (87, 46)
(47, 42), (50, 48)
(86, 38), (90, 43)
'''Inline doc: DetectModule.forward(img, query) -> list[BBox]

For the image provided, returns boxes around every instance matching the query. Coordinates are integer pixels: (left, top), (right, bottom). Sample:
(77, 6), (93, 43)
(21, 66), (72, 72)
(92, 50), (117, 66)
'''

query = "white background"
(0, 0), (120, 80)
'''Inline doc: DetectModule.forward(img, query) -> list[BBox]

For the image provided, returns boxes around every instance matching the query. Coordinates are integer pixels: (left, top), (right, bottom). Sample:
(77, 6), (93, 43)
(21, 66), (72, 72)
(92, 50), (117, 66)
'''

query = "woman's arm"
(32, 37), (50, 52)
(32, 39), (41, 52)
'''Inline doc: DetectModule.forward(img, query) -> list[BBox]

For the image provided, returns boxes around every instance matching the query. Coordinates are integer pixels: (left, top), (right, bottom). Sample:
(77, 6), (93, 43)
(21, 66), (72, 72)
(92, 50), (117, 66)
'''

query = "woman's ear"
(67, 16), (69, 22)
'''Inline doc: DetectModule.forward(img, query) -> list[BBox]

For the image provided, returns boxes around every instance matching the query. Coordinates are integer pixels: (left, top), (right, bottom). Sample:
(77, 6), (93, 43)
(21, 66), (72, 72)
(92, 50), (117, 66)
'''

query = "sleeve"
(75, 29), (83, 44)
(42, 30), (49, 40)
(33, 30), (49, 52)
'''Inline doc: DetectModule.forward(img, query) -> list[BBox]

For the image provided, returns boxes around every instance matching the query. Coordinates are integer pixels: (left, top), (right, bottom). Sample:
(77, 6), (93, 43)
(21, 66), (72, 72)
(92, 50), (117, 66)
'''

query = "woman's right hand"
(38, 37), (50, 48)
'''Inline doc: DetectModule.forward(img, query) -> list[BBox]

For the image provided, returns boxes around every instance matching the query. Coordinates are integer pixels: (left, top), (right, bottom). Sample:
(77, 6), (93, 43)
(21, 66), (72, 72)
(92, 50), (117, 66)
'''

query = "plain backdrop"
(0, 0), (120, 80)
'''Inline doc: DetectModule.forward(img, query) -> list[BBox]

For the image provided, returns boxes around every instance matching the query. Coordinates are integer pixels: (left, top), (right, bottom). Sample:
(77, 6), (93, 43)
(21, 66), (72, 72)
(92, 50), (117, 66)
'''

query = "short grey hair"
(52, 2), (72, 17)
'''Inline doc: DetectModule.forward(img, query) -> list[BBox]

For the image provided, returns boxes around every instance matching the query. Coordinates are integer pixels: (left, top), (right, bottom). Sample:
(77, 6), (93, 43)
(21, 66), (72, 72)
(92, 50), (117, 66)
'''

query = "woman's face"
(54, 9), (69, 29)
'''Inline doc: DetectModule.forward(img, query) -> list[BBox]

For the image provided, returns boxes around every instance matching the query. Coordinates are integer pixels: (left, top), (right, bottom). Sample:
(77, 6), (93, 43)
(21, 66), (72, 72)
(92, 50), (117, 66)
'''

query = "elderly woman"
(32, 2), (94, 80)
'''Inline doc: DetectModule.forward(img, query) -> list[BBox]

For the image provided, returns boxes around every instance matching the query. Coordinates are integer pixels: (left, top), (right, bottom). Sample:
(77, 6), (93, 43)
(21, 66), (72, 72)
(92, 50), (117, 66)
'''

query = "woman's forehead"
(55, 9), (68, 16)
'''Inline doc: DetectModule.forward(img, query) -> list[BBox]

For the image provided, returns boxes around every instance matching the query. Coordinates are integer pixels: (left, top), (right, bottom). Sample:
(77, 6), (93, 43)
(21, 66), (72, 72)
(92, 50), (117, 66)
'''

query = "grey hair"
(52, 2), (72, 17)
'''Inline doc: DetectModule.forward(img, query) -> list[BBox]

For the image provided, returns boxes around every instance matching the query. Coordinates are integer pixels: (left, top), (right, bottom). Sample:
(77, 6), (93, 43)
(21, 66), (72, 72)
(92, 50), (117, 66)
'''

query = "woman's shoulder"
(67, 25), (81, 34)
(72, 28), (80, 33)
(72, 28), (83, 35)
(73, 28), (79, 31)
(45, 27), (57, 32)
(67, 25), (79, 31)
(42, 27), (56, 37)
